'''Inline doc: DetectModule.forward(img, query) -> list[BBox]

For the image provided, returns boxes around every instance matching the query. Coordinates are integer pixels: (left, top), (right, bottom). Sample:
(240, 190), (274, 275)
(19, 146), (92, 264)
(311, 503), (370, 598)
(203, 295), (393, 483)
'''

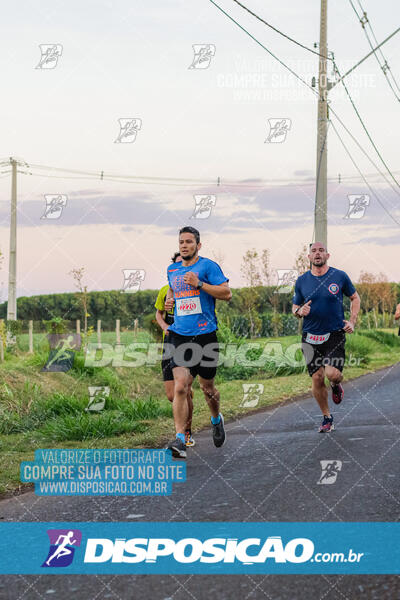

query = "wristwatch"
(295, 306), (302, 317)
(196, 281), (204, 290)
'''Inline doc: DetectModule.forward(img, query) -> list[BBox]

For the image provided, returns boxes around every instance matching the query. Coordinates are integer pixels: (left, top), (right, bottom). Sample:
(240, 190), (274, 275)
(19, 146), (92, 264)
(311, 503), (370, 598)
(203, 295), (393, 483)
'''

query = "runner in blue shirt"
(155, 251), (195, 448)
(164, 226), (232, 458)
(292, 242), (360, 433)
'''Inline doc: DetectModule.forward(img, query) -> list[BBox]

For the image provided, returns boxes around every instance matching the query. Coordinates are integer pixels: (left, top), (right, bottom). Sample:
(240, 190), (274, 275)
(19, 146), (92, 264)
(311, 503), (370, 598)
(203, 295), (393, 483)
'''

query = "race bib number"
(305, 332), (330, 345)
(176, 296), (202, 316)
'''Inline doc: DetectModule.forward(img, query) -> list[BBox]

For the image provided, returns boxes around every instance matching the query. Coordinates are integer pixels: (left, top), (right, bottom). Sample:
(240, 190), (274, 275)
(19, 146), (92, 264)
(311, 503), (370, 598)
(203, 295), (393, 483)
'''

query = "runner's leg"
(172, 366), (190, 434)
(165, 371), (193, 429)
(198, 376), (220, 418)
(163, 381), (174, 403)
(186, 378), (194, 431)
(311, 367), (330, 416)
(324, 365), (343, 385)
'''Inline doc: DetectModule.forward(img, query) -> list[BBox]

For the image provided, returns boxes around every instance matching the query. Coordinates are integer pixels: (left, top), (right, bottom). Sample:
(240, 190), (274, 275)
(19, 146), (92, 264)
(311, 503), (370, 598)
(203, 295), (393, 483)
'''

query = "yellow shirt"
(154, 284), (174, 341)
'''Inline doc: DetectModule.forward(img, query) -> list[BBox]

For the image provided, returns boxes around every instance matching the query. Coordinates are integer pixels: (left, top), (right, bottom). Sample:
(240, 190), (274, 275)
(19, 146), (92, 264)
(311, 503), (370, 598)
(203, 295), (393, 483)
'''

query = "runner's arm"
(292, 303), (301, 318)
(201, 281), (232, 301)
(292, 300), (311, 318)
(348, 291), (361, 326)
(292, 279), (305, 317)
(155, 309), (169, 333)
(395, 303), (400, 320)
(183, 269), (231, 300)
(165, 287), (174, 311)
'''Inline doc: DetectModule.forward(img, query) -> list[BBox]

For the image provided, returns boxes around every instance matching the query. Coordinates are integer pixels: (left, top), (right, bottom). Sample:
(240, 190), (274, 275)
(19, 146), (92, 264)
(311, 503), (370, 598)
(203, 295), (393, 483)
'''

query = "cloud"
(293, 170), (313, 177)
(357, 235), (400, 246)
(1, 185), (398, 240)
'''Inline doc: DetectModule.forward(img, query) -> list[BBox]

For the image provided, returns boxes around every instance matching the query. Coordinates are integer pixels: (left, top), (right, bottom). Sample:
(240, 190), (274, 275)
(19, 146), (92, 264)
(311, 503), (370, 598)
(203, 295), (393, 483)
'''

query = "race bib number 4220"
(176, 296), (202, 316)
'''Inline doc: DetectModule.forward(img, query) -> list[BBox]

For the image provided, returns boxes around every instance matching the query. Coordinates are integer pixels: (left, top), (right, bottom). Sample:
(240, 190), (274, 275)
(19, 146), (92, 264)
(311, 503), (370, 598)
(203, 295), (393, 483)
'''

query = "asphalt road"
(1, 364), (399, 599)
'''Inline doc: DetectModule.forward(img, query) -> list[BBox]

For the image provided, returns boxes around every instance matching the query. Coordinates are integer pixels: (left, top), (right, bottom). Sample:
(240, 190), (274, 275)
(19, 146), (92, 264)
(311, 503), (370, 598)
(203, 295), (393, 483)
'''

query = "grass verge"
(0, 328), (399, 496)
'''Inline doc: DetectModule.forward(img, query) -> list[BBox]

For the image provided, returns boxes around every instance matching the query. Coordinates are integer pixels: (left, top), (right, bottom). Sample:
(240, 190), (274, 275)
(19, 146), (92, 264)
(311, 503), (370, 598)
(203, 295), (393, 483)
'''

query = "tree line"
(0, 250), (398, 334)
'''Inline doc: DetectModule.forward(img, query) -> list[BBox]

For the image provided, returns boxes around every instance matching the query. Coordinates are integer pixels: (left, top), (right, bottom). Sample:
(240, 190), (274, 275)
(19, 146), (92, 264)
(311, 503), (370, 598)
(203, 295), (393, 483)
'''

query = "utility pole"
(314, 0), (329, 248)
(7, 157), (17, 321)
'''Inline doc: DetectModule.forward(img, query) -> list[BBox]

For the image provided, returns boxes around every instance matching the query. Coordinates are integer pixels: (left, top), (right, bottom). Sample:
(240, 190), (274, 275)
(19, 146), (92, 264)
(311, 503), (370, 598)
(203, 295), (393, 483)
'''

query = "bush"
(225, 313), (299, 338)
(39, 412), (148, 441)
(360, 330), (400, 349)
(42, 317), (68, 334)
(142, 313), (161, 341)
(345, 333), (374, 365)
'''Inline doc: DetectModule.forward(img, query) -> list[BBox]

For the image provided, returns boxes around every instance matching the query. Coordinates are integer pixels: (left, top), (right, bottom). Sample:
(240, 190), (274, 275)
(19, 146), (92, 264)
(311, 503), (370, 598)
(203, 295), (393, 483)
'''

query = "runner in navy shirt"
(292, 242), (360, 433)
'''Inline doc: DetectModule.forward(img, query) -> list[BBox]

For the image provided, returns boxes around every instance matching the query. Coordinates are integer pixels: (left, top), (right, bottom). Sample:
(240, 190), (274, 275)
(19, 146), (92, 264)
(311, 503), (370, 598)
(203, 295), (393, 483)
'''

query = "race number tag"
(176, 296), (202, 316)
(305, 332), (330, 345)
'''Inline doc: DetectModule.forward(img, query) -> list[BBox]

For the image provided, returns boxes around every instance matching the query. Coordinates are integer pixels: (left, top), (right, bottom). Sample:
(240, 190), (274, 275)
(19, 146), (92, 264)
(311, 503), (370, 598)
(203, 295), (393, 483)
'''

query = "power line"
(328, 106), (400, 197)
(330, 119), (400, 227)
(325, 27), (400, 88)
(14, 168), (334, 188)
(18, 163), (397, 189)
(348, 0), (400, 102)
(2, 6), (397, 200)
(208, 0), (400, 197)
(333, 61), (400, 191)
(23, 166), (318, 188)
(28, 162), (217, 183)
(231, 0), (333, 60)
(208, 0), (318, 96)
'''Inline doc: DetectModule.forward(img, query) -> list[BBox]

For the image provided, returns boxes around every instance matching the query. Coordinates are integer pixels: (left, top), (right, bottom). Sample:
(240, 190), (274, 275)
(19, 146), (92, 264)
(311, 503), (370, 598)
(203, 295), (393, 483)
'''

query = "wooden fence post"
(0, 338), (4, 362)
(116, 319), (121, 345)
(134, 318), (138, 336)
(28, 320), (33, 354)
(97, 319), (102, 348)
(76, 319), (80, 334)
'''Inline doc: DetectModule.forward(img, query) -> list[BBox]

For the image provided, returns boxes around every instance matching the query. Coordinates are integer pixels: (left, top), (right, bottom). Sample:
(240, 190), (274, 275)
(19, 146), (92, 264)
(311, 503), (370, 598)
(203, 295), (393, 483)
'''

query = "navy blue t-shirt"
(293, 267), (356, 334)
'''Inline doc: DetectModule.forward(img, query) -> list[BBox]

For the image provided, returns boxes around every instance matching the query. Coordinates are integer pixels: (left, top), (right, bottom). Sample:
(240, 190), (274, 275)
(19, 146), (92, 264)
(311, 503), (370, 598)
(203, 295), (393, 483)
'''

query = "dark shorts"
(161, 357), (174, 382)
(164, 330), (219, 380)
(301, 330), (346, 377)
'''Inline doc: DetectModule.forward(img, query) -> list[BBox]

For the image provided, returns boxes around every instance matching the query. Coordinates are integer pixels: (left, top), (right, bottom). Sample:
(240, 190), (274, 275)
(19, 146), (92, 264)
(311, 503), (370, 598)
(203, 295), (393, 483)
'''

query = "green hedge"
(228, 313), (299, 338)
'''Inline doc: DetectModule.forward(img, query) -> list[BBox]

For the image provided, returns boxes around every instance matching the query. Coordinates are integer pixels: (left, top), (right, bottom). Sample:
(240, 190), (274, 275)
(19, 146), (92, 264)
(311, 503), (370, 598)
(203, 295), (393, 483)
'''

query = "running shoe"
(211, 413), (226, 447)
(331, 382), (344, 405)
(167, 438), (187, 459)
(319, 415), (334, 433)
(185, 430), (196, 447)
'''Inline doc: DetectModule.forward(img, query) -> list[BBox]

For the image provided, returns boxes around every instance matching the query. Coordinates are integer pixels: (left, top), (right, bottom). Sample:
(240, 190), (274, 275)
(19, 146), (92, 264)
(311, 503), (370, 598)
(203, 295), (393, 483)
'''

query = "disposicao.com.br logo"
(42, 529), (82, 567)
(1, 522), (391, 574)
(83, 535), (363, 566)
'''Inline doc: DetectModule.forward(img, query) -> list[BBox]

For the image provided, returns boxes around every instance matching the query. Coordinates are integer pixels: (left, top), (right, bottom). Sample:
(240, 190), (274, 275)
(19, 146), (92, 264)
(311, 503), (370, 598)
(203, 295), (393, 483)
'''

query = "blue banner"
(0, 522), (398, 574)
(20, 449), (185, 496)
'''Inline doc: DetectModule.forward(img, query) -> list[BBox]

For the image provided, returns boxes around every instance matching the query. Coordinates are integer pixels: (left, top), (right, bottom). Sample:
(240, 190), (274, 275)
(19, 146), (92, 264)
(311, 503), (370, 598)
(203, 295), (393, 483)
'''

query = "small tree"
(69, 267), (89, 336)
(212, 249), (226, 270)
(293, 244), (309, 333)
(43, 317), (68, 334)
(293, 244), (309, 276)
(358, 271), (375, 328)
(240, 249), (263, 337)
(260, 249), (272, 285)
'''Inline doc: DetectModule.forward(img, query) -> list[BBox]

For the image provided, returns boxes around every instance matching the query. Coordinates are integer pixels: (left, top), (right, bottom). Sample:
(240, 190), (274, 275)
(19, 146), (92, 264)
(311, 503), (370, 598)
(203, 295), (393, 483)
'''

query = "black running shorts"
(161, 357), (174, 382)
(165, 330), (219, 380)
(301, 329), (346, 377)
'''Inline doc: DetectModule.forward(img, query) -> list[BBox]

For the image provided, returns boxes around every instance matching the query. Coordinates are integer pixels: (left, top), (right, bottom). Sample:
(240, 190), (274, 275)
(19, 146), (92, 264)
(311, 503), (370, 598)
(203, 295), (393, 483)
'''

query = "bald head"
(308, 242), (330, 267)
(310, 241), (327, 252)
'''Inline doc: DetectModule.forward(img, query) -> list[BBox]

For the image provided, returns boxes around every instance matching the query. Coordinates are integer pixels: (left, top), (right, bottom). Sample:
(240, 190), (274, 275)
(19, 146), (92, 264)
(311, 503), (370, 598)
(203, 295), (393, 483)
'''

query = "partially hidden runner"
(164, 226), (232, 458)
(292, 242), (361, 433)
(394, 302), (400, 336)
(154, 251), (195, 447)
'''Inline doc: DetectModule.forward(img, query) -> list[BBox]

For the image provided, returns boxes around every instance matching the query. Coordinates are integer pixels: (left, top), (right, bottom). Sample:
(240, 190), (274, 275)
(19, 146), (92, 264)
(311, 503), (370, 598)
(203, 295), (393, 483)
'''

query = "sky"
(0, 0), (399, 301)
